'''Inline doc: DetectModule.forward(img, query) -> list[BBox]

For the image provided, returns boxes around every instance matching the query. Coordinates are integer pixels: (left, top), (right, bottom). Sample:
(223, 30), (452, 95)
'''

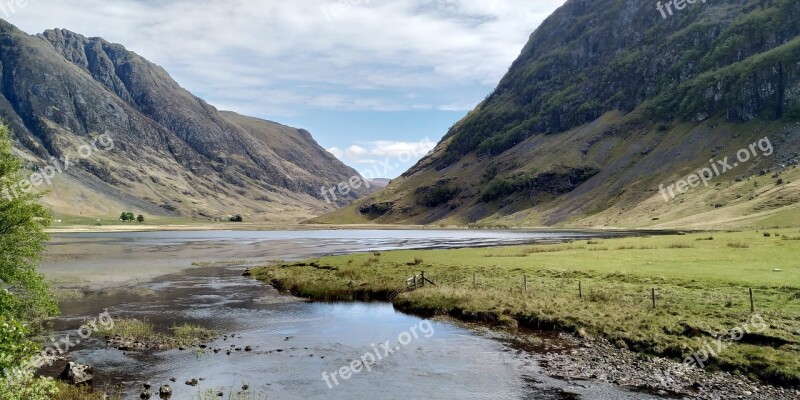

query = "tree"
(137, 214), (145, 223)
(120, 212), (129, 221)
(229, 214), (243, 222)
(0, 123), (59, 398)
(0, 124), (57, 324)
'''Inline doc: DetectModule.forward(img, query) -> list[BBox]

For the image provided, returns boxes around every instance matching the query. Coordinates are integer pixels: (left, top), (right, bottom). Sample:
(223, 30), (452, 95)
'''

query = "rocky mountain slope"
(0, 20), (367, 222)
(319, 0), (800, 229)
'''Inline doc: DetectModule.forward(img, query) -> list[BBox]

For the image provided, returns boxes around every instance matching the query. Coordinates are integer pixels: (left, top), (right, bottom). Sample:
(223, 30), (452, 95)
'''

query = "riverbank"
(252, 228), (800, 390)
(45, 215), (688, 234)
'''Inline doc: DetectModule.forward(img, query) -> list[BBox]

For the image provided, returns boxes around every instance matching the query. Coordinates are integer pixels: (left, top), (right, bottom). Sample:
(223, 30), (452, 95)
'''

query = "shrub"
(419, 186), (458, 207)
(727, 241), (750, 248)
(229, 215), (243, 222)
(0, 314), (58, 400)
(667, 243), (693, 249)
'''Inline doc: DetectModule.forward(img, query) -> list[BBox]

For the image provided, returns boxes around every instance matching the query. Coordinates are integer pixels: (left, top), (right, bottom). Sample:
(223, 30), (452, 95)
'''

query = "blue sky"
(7, 0), (566, 178)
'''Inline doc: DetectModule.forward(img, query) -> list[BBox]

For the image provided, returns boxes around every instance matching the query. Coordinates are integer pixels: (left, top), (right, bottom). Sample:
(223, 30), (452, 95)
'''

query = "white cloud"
(367, 139), (437, 158)
(326, 147), (344, 158)
(345, 145), (368, 158)
(7, 0), (567, 115)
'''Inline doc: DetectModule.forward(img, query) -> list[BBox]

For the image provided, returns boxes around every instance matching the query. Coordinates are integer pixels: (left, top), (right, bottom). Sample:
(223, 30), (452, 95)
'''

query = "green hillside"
(317, 0), (800, 229)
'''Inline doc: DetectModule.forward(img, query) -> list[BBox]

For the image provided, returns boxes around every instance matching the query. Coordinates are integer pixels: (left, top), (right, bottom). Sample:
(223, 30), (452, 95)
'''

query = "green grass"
(253, 229), (800, 386)
(51, 382), (121, 400)
(97, 318), (217, 348)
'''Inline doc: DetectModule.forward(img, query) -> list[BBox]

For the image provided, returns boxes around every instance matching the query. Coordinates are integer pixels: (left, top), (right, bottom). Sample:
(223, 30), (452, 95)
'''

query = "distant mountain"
(0, 20), (370, 222)
(369, 178), (391, 188)
(318, 0), (800, 229)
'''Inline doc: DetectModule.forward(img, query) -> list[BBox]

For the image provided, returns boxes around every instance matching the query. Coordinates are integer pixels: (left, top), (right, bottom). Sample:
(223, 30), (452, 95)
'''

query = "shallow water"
(42, 230), (665, 399)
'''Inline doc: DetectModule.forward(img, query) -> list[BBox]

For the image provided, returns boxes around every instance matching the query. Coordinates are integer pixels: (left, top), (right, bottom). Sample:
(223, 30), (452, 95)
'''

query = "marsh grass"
(667, 243), (693, 249)
(97, 318), (217, 347)
(108, 318), (155, 339)
(252, 229), (800, 386)
(52, 382), (122, 400)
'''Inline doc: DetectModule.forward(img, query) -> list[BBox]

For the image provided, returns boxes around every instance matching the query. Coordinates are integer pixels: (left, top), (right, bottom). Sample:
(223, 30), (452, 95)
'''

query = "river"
(40, 229), (664, 399)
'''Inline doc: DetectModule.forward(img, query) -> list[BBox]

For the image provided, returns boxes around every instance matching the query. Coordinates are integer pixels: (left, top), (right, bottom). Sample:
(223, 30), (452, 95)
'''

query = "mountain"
(318, 0), (800, 229)
(0, 20), (369, 222)
(369, 178), (391, 188)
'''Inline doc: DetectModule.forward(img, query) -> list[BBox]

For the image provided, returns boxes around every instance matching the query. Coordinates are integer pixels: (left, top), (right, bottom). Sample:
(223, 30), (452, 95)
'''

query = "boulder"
(58, 362), (93, 386)
(159, 384), (173, 399)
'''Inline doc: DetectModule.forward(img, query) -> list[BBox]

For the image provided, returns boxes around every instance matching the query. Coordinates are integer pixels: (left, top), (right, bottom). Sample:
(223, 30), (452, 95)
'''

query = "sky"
(5, 0), (566, 178)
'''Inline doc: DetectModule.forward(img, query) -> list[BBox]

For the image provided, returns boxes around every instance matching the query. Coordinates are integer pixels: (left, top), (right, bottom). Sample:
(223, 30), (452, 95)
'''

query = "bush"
(229, 215), (243, 222)
(0, 313), (58, 400)
(419, 186), (458, 207)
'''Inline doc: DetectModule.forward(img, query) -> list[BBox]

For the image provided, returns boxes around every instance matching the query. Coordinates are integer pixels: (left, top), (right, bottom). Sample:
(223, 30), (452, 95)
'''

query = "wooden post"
(413, 275), (417, 290)
(524, 275), (528, 292)
(421, 271), (425, 288)
(579, 281), (582, 300)
(749, 288), (755, 313)
(473, 272), (476, 288)
(651, 288), (656, 309)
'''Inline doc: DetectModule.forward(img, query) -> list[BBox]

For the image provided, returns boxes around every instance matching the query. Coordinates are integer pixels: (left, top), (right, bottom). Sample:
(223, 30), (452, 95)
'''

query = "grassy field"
(253, 229), (800, 386)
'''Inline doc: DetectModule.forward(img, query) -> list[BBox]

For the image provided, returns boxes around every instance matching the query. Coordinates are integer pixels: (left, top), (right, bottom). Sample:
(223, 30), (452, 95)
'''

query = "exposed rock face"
(0, 20), (369, 220)
(321, 0), (800, 227)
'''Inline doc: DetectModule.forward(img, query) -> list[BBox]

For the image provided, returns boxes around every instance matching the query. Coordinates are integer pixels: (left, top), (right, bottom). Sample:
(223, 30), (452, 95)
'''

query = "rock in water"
(58, 362), (94, 386)
(159, 384), (173, 399)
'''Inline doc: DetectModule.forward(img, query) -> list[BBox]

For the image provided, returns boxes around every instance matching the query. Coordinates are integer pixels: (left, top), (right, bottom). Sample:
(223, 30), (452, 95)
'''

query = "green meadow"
(253, 229), (800, 386)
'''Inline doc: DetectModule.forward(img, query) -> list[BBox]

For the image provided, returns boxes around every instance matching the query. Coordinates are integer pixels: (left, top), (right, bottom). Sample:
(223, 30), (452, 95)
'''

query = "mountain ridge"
(0, 20), (368, 222)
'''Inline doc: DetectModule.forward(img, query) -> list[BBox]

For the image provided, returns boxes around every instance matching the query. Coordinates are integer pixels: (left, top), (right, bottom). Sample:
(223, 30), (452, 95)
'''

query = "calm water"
(43, 230), (663, 399)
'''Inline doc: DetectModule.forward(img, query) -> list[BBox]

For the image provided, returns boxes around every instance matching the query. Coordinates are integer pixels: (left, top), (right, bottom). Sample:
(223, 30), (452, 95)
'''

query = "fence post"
(749, 288), (755, 313)
(421, 271), (425, 288)
(651, 288), (656, 309)
(473, 272), (476, 288)
(579, 281), (582, 300)
(524, 275), (528, 292)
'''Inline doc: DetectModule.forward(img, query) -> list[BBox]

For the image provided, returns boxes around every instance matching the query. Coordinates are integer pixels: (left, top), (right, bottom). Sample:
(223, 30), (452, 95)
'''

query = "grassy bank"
(252, 229), (800, 387)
